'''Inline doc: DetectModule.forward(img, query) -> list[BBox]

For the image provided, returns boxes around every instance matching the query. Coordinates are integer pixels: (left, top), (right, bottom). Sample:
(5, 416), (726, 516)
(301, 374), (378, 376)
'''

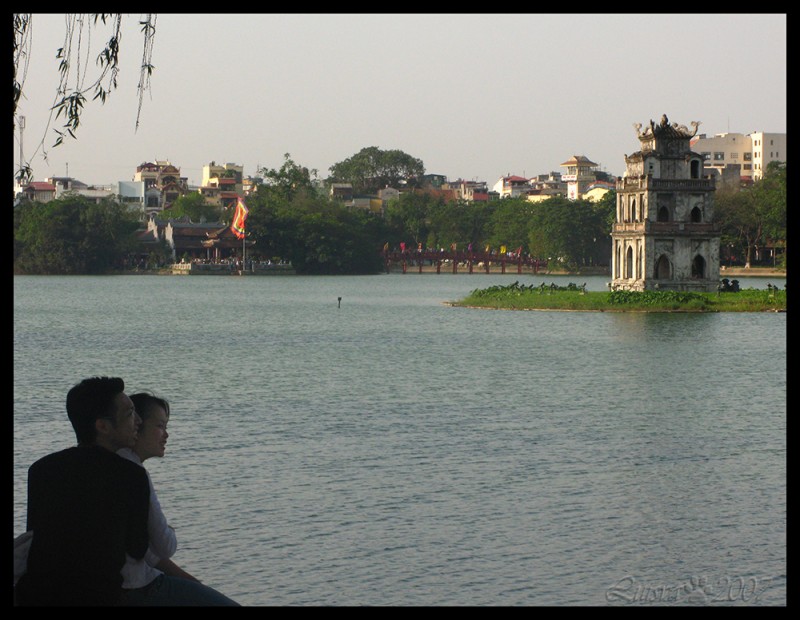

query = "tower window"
(691, 255), (706, 279)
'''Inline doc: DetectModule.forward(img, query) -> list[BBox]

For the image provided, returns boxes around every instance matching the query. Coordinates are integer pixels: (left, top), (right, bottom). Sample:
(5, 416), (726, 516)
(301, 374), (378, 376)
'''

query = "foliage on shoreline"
(454, 281), (787, 312)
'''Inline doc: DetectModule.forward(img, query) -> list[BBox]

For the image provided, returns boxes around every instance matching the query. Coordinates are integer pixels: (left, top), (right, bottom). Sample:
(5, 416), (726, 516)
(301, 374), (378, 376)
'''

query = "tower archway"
(691, 254), (706, 278)
(625, 245), (634, 278)
(655, 254), (671, 279)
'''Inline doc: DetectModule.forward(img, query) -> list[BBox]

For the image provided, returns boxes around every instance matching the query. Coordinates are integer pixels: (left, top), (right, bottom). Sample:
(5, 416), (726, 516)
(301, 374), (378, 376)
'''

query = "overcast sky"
(15, 13), (786, 188)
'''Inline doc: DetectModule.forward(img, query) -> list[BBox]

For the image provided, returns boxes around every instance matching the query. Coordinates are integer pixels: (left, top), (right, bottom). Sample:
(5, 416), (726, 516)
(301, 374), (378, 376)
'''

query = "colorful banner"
(230, 197), (249, 239)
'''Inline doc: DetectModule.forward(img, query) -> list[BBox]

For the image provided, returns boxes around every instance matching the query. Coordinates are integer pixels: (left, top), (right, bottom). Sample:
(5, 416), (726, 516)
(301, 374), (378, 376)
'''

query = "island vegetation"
(452, 281), (787, 313)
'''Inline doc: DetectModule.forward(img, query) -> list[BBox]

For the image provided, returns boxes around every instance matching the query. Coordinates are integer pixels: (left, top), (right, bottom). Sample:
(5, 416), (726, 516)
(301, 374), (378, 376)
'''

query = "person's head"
(66, 376), (141, 450)
(129, 392), (170, 461)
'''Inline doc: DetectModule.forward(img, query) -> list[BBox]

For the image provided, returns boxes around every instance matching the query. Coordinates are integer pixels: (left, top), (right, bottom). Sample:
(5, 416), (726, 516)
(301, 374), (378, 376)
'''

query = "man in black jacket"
(15, 377), (151, 606)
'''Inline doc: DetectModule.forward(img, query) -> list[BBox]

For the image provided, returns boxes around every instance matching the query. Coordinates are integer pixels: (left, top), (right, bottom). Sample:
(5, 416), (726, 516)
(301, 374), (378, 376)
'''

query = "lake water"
(13, 273), (786, 606)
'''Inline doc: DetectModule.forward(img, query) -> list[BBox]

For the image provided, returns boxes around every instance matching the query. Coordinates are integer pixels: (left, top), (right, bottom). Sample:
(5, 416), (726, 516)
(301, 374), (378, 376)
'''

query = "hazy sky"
(15, 13), (787, 188)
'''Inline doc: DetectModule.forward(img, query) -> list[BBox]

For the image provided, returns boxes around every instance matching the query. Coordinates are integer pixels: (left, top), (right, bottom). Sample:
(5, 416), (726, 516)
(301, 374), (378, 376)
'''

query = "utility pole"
(17, 115), (25, 184)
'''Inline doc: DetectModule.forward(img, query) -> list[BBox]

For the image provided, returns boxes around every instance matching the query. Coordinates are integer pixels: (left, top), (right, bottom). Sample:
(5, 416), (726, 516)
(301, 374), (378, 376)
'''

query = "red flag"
(231, 197), (249, 239)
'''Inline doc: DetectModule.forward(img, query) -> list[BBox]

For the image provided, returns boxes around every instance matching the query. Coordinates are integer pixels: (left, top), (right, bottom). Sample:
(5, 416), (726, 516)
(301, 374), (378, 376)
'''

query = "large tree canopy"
(259, 153), (320, 203)
(14, 196), (141, 274)
(327, 147), (425, 195)
(162, 192), (222, 223)
(715, 161), (786, 268)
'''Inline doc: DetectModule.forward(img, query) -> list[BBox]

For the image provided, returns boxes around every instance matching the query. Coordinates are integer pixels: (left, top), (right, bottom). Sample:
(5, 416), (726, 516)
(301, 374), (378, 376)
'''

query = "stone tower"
(611, 114), (720, 292)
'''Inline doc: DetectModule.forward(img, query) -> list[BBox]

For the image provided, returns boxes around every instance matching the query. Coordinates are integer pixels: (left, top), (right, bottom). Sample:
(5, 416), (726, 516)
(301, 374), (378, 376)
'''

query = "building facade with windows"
(690, 131), (786, 184)
(134, 161), (189, 210)
(560, 155), (599, 201)
(200, 162), (244, 210)
(749, 132), (786, 180)
(492, 175), (531, 198)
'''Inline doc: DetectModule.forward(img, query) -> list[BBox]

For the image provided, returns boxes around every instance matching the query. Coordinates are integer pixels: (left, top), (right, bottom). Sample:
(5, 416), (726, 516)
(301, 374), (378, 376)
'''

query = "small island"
(448, 113), (786, 314)
(450, 280), (786, 313)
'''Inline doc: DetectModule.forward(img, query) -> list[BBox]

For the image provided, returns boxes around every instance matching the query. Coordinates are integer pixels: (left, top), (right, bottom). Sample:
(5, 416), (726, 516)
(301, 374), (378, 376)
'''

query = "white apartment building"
(492, 175), (531, 198)
(750, 132), (786, 179)
(690, 131), (786, 183)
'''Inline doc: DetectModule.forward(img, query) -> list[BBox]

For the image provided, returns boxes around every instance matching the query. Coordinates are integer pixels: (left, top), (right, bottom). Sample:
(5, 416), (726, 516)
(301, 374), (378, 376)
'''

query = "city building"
(690, 130), (786, 186)
(560, 155), (600, 201)
(21, 181), (56, 203)
(419, 174), (448, 189)
(581, 180), (616, 202)
(134, 160), (190, 210)
(493, 162), (613, 203)
(444, 179), (490, 202)
(525, 172), (567, 203)
(612, 114), (720, 292)
(200, 162), (244, 210)
(329, 183), (354, 202)
(47, 176), (89, 196)
(117, 181), (149, 217)
(242, 175), (262, 196)
(47, 177), (117, 204)
(749, 132), (785, 180)
(492, 175), (531, 199)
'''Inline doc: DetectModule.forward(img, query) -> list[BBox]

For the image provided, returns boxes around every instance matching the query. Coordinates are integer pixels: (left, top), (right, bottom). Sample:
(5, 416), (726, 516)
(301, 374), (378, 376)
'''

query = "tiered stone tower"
(612, 114), (720, 292)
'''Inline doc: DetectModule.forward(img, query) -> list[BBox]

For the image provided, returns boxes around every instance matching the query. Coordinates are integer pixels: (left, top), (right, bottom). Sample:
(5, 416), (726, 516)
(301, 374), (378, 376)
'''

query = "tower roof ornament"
(635, 114), (701, 140)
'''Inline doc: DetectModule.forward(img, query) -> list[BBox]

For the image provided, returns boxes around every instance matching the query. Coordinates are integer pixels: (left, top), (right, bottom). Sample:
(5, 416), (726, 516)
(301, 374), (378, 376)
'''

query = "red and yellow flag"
(231, 197), (249, 239)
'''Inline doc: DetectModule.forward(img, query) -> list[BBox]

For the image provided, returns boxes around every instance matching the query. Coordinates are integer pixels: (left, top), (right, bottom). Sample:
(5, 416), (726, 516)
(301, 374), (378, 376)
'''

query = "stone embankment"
(718, 266), (786, 278)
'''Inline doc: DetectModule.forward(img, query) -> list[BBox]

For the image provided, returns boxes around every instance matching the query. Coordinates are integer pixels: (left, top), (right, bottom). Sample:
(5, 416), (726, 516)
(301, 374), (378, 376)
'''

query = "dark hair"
(129, 391), (170, 423)
(66, 376), (125, 446)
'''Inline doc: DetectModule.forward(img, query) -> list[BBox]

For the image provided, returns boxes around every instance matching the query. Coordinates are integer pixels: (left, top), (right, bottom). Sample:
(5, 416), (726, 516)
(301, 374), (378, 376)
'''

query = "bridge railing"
(383, 250), (547, 274)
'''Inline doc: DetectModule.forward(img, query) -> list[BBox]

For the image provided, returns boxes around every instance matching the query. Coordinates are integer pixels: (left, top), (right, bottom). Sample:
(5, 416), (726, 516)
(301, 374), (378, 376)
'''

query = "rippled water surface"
(14, 274), (786, 606)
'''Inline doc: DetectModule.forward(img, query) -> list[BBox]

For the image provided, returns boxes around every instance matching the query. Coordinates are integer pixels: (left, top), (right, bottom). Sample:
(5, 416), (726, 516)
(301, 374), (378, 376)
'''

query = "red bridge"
(383, 250), (547, 274)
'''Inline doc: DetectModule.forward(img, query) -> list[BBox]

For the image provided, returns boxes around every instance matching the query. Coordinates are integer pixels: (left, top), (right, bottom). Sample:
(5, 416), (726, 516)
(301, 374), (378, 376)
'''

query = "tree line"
(715, 161), (787, 268)
(14, 153), (786, 276)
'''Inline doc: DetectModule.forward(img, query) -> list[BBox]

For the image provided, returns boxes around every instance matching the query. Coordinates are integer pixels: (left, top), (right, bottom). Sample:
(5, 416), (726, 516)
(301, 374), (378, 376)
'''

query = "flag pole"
(241, 194), (245, 268)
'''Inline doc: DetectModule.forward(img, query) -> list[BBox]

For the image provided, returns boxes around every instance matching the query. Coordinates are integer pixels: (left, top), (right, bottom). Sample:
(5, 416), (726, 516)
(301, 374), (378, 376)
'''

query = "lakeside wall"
(170, 262), (296, 275)
(161, 263), (783, 278)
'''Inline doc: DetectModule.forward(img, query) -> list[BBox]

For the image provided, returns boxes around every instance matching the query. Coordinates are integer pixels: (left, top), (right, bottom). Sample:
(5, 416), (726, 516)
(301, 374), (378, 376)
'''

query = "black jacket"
(15, 445), (150, 606)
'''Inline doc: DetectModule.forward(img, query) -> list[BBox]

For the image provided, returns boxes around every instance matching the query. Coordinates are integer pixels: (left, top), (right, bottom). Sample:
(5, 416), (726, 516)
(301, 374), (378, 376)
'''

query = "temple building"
(611, 114), (720, 292)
